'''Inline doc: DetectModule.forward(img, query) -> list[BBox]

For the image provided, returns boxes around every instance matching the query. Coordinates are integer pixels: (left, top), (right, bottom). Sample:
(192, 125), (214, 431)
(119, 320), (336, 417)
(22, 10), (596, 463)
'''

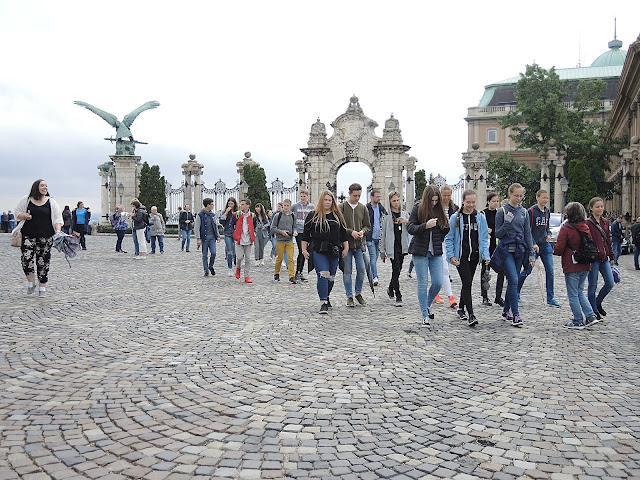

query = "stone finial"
(548, 138), (557, 147)
(189, 154), (196, 161)
(472, 142), (480, 150)
(308, 118), (328, 148)
(631, 135), (639, 145)
(347, 94), (364, 114)
(382, 113), (402, 142)
(244, 152), (251, 159)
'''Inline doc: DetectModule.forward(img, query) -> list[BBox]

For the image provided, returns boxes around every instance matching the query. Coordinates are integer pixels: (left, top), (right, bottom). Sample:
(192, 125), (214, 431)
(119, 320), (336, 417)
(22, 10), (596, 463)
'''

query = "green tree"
(498, 63), (626, 208)
(414, 169), (426, 200)
(487, 152), (540, 201)
(138, 162), (166, 217)
(243, 164), (271, 210)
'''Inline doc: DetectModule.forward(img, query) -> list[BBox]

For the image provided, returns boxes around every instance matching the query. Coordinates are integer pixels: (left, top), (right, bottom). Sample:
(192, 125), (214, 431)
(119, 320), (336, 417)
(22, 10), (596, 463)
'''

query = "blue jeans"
(635, 245), (640, 269)
(565, 271), (594, 323)
(181, 229), (191, 250)
(132, 229), (139, 255)
(412, 253), (443, 318)
(313, 251), (339, 301)
(366, 239), (380, 279)
(150, 235), (164, 253)
(587, 260), (614, 313)
(517, 241), (555, 302)
(202, 237), (217, 272)
(224, 235), (236, 268)
(612, 240), (622, 264)
(503, 249), (525, 315)
(343, 248), (365, 298)
(115, 229), (126, 251)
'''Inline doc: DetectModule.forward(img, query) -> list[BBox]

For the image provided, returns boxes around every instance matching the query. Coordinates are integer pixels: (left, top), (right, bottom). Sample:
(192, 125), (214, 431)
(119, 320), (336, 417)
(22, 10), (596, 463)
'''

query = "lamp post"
(338, 191), (346, 203)
(560, 177), (569, 211)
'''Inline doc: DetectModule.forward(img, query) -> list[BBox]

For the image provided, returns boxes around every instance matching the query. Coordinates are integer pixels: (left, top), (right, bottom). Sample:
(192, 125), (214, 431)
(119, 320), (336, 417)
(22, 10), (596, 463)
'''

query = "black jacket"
(365, 202), (388, 241)
(179, 211), (194, 231)
(407, 203), (449, 257)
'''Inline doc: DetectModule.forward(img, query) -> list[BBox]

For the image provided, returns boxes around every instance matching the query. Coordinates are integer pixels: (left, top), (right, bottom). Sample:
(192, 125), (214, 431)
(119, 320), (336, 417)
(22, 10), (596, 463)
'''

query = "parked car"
(548, 213), (564, 246)
(621, 230), (632, 254)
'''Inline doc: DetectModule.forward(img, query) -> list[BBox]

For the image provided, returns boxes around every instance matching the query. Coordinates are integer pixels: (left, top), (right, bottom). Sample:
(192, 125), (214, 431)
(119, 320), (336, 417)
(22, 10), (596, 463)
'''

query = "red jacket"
(232, 211), (256, 244)
(553, 221), (592, 273)
(586, 216), (614, 262)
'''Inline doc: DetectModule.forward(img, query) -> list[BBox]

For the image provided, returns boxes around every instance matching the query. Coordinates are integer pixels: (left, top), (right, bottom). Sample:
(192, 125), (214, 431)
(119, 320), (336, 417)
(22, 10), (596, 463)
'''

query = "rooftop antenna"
(578, 34), (582, 67)
(614, 17), (617, 39)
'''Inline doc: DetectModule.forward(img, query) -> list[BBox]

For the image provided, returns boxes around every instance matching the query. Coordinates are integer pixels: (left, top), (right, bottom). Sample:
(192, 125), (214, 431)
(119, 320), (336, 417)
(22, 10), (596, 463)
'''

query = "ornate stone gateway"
(298, 96), (417, 206)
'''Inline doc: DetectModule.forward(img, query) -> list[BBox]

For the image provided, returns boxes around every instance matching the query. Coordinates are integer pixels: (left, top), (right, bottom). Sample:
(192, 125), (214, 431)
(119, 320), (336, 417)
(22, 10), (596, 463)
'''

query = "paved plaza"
(1, 233), (639, 480)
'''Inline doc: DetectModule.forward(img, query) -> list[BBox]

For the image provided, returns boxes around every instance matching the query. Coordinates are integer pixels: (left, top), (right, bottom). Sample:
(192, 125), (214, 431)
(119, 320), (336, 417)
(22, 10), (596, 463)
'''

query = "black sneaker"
(584, 315), (600, 327)
(494, 297), (505, 307)
(593, 311), (601, 320)
(204, 271), (209, 277)
(319, 303), (329, 314)
(289, 277), (298, 284)
(274, 274), (280, 281)
(457, 309), (468, 320)
(597, 303), (607, 317)
(395, 296), (403, 307)
(428, 306), (434, 320)
(387, 287), (394, 300)
(210, 267), (216, 276)
(297, 273), (307, 282)
(422, 316), (431, 327)
(468, 314), (478, 327)
(482, 298), (492, 306)
(326, 297), (332, 308)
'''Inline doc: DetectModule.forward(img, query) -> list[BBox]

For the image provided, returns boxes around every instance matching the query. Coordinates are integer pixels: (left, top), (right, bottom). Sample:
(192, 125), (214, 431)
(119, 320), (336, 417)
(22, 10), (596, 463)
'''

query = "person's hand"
(533, 244), (539, 253)
(351, 231), (360, 239)
(197, 240), (201, 246)
(282, 231), (289, 237)
(506, 211), (514, 218)
(293, 231), (298, 237)
(610, 259), (615, 265)
(451, 257), (460, 266)
(381, 255), (386, 263)
(342, 248), (349, 258)
(302, 250), (309, 259)
(24, 210), (32, 221)
(487, 227), (492, 234)
(426, 218), (437, 228)
(530, 259), (536, 267)
(547, 235), (551, 242)
(485, 259), (491, 265)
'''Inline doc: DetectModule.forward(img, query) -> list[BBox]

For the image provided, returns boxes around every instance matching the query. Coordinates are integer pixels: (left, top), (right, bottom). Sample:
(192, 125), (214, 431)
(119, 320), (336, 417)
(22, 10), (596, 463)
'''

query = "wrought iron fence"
(268, 179), (299, 209)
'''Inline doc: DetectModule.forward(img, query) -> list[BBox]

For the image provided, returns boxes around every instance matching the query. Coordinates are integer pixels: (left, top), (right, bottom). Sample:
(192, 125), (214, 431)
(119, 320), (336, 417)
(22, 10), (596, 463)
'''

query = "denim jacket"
(445, 210), (490, 264)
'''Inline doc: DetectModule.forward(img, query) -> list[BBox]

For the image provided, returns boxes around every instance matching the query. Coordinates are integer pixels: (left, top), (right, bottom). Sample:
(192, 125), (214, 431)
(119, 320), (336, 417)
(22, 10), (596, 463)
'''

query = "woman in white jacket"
(379, 191), (409, 306)
(14, 179), (63, 297)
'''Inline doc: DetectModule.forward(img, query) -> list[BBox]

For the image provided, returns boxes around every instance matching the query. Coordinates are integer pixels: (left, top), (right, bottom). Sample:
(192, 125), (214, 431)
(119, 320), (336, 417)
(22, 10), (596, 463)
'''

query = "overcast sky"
(0, 0), (637, 218)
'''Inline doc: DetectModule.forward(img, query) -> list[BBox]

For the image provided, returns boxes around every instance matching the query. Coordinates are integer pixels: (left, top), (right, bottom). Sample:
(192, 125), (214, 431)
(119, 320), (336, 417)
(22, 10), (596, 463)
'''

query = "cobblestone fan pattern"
(1, 234), (639, 480)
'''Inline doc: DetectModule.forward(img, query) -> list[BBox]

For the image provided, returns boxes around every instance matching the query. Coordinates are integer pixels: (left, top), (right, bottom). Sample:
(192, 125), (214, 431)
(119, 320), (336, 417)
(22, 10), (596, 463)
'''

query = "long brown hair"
(254, 203), (267, 222)
(417, 185), (447, 227)
(310, 190), (346, 232)
(29, 179), (49, 200)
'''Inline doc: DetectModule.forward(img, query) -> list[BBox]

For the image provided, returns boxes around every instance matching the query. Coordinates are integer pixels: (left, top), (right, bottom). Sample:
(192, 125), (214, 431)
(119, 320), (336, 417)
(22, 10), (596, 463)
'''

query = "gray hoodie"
(271, 211), (296, 243)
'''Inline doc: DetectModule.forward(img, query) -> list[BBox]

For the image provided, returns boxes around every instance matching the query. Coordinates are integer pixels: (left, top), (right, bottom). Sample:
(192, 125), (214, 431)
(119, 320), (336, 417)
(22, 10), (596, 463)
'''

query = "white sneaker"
(373, 277), (379, 286)
(228, 268), (233, 276)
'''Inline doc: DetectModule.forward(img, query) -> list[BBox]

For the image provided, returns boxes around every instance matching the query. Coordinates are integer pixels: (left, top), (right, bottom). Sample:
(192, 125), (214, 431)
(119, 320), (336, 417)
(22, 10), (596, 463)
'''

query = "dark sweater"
(302, 212), (348, 251)
(407, 203), (449, 257)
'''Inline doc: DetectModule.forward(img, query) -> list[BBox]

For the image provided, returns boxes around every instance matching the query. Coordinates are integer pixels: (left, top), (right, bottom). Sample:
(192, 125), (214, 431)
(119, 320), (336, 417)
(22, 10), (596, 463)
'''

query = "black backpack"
(568, 224), (599, 264)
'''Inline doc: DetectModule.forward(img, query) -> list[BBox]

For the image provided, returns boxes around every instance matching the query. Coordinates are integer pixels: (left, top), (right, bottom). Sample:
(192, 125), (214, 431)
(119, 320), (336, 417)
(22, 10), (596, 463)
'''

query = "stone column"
(194, 171), (203, 210)
(553, 155), (566, 214)
(108, 165), (117, 214)
(295, 159), (307, 194)
(98, 166), (111, 226)
(110, 154), (141, 213)
(461, 143), (489, 206)
(620, 148), (634, 219)
(181, 153), (204, 210)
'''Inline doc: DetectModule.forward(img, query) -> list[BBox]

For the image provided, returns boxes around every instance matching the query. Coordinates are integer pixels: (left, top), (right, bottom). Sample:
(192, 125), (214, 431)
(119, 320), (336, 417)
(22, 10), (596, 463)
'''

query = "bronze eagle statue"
(74, 100), (160, 155)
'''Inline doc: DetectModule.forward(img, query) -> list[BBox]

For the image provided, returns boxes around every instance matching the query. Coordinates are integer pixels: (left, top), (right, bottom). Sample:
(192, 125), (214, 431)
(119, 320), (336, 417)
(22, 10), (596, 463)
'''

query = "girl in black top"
(301, 190), (349, 314)
(481, 193), (505, 305)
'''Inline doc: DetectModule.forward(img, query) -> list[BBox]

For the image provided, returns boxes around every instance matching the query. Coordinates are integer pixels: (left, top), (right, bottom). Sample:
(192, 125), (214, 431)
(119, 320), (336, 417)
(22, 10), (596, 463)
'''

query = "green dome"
(591, 39), (627, 67)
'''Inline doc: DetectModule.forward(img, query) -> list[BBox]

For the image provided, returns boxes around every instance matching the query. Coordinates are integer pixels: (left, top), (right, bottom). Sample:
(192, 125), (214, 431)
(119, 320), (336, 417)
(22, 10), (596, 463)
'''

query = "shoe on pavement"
(373, 277), (379, 286)
(584, 315), (600, 327)
(327, 297), (332, 308)
(319, 303), (329, 314)
(346, 297), (355, 307)
(387, 287), (394, 300)
(228, 268), (233, 276)
(503, 310), (513, 322)
(449, 296), (458, 309)
(597, 303), (607, 317)
(395, 296), (403, 307)
(27, 283), (36, 295)
(482, 297), (492, 306)
(244, 277), (252, 283)
(547, 298), (561, 308)
(210, 267), (216, 276)
(435, 294), (444, 304)
(185, 249), (190, 252)
(274, 274), (280, 281)
(427, 306), (435, 320)
(38, 287), (46, 297)
(564, 321), (585, 330)
(422, 316), (431, 326)
(494, 297), (505, 307)
(355, 293), (367, 306)
(204, 271), (209, 277)
(289, 277), (297, 284)
(511, 314), (523, 327)
(407, 272), (412, 278)
(235, 268), (241, 279)
(457, 309), (468, 320)
(468, 314), (478, 327)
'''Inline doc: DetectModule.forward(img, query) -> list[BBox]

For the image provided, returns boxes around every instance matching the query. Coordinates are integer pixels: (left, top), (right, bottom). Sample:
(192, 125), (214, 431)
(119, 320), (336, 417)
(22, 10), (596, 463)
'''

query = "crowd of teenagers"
(11, 179), (638, 325)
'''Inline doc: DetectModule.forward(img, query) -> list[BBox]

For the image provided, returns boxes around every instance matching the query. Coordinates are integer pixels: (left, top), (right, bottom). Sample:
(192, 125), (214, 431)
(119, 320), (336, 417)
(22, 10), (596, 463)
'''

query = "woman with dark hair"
(445, 190), (490, 327)
(408, 185), (449, 327)
(481, 193), (505, 305)
(380, 191), (410, 306)
(130, 199), (148, 259)
(71, 201), (90, 250)
(14, 179), (63, 297)
(436, 185), (458, 308)
(553, 202), (598, 329)
(586, 197), (614, 320)
(62, 206), (72, 235)
(495, 183), (535, 327)
(301, 190), (349, 314)
(220, 197), (238, 275)
(254, 203), (269, 266)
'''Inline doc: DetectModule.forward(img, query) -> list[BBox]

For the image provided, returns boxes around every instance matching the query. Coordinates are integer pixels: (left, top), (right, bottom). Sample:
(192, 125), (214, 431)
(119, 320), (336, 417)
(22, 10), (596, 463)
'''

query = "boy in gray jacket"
(271, 199), (297, 283)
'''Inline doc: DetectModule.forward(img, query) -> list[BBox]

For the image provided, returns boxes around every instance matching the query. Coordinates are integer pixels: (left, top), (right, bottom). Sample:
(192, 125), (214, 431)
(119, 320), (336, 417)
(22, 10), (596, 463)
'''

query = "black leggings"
(21, 236), (53, 284)
(388, 253), (405, 298)
(295, 234), (306, 274)
(457, 253), (479, 315)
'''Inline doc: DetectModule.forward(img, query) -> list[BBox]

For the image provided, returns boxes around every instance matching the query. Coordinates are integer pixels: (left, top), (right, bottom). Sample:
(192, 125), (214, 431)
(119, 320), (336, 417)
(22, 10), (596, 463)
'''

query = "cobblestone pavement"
(1, 233), (639, 480)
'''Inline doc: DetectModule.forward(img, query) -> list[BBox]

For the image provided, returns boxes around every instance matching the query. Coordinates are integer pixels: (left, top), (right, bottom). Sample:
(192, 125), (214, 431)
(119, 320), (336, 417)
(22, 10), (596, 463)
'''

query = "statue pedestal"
(110, 155), (141, 212)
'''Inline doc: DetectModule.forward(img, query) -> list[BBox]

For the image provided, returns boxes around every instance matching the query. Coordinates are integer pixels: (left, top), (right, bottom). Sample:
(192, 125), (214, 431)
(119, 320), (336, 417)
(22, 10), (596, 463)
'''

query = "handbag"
(11, 221), (24, 247)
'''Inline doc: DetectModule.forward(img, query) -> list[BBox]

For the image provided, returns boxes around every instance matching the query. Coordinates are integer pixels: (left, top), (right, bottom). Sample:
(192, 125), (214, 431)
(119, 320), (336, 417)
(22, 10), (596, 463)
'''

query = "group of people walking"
(11, 179), (628, 330)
